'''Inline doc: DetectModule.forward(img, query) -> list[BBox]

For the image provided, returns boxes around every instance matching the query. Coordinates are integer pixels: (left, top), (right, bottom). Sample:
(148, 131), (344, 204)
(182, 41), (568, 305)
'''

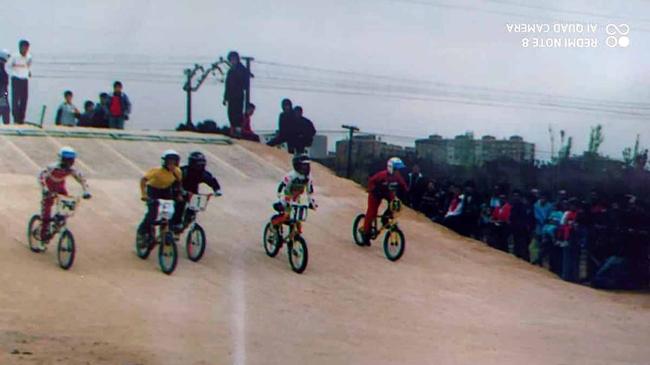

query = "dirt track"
(0, 131), (649, 365)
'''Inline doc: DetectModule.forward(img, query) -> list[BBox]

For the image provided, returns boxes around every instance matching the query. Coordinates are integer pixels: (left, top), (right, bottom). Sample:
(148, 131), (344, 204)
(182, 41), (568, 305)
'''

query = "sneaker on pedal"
(363, 232), (371, 246)
(35, 241), (47, 252)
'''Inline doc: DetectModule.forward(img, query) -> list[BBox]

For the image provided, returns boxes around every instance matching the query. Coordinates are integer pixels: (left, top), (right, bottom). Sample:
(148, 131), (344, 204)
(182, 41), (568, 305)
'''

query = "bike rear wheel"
(57, 229), (76, 270)
(288, 236), (308, 274)
(352, 214), (367, 246)
(262, 222), (282, 257)
(159, 231), (178, 275)
(186, 224), (206, 262)
(27, 214), (45, 253)
(383, 227), (405, 262)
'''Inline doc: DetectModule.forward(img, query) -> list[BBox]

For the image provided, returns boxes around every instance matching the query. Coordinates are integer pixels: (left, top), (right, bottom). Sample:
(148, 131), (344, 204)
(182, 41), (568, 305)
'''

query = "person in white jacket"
(9, 39), (31, 123)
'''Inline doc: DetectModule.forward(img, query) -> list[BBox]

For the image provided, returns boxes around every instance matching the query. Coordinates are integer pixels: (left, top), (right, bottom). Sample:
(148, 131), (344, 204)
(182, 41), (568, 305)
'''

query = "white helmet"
(58, 146), (77, 160)
(161, 149), (180, 166)
(387, 157), (405, 175)
(0, 49), (9, 62)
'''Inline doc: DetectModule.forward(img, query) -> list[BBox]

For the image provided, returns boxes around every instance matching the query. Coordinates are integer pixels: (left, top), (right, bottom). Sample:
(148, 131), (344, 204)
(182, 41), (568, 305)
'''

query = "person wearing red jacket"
(489, 193), (512, 252)
(361, 157), (408, 245)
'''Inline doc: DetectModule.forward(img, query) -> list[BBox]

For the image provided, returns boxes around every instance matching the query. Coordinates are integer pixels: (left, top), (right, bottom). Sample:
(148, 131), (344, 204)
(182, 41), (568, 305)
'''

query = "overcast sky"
(2, 0), (649, 158)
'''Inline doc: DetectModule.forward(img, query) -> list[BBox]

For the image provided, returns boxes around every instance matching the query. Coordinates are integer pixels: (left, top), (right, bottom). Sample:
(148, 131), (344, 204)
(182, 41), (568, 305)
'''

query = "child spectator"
(93, 93), (110, 128)
(240, 103), (260, 142)
(108, 81), (131, 129)
(78, 100), (95, 127)
(55, 90), (79, 127)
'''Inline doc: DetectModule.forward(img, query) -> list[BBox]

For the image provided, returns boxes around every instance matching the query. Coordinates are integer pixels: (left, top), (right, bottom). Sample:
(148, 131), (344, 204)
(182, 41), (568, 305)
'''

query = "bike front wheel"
(186, 224), (206, 262)
(288, 236), (308, 274)
(57, 229), (76, 270)
(383, 227), (405, 262)
(135, 229), (152, 259)
(159, 231), (178, 275)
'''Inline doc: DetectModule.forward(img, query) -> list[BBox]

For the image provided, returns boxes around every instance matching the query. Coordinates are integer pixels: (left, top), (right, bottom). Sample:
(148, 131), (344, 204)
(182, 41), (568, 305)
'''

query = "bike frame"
(48, 194), (81, 236)
(182, 192), (212, 228)
(371, 198), (401, 239)
(151, 199), (175, 244)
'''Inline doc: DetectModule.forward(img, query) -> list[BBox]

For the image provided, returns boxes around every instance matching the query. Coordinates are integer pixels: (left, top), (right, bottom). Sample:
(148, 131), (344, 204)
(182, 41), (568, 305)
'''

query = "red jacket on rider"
(367, 170), (408, 200)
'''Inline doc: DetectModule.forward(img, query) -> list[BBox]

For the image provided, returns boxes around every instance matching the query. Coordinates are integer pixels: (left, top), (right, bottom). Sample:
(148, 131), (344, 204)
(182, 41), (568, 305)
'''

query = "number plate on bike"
(289, 203), (309, 222)
(157, 200), (175, 220)
(188, 194), (209, 212)
(57, 198), (77, 217)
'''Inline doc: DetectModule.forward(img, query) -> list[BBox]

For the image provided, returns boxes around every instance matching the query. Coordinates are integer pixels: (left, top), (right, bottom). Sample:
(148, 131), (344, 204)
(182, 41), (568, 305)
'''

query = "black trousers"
(227, 96), (244, 131)
(138, 188), (174, 234)
(511, 226), (530, 261)
(11, 77), (28, 123)
(489, 223), (510, 252)
(0, 91), (9, 124)
(171, 200), (196, 228)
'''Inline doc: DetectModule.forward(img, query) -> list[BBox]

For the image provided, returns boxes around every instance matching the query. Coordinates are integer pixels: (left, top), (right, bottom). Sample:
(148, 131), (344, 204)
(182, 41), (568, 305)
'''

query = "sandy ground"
(0, 132), (648, 365)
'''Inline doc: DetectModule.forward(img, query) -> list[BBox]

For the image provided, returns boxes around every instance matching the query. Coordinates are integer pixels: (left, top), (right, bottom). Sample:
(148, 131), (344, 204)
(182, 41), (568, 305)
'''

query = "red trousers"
(363, 193), (393, 234)
(41, 181), (67, 238)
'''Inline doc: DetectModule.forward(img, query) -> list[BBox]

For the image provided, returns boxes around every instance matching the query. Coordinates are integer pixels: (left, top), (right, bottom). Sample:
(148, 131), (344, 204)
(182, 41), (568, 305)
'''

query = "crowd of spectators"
(402, 165), (650, 290)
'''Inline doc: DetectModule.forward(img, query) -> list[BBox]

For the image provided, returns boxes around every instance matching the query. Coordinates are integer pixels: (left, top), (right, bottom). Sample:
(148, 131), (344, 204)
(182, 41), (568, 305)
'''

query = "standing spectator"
(489, 185), (502, 211)
(489, 193), (512, 252)
(240, 103), (260, 142)
(531, 192), (553, 265)
(108, 81), (131, 129)
(9, 40), (31, 124)
(78, 100), (95, 127)
(222, 51), (250, 137)
(460, 180), (481, 237)
(406, 164), (426, 209)
(293, 105), (316, 153)
(0, 49), (10, 124)
(544, 201), (567, 274)
(559, 198), (580, 282)
(55, 90), (79, 127)
(510, 190), (532, 261)
(93, 92), (110, 128)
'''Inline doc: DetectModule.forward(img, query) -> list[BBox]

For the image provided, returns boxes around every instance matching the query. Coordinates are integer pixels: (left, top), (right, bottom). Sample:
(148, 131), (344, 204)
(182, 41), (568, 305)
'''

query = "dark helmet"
(188, 151), (206, 170)
(292, 154), (311, 176)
